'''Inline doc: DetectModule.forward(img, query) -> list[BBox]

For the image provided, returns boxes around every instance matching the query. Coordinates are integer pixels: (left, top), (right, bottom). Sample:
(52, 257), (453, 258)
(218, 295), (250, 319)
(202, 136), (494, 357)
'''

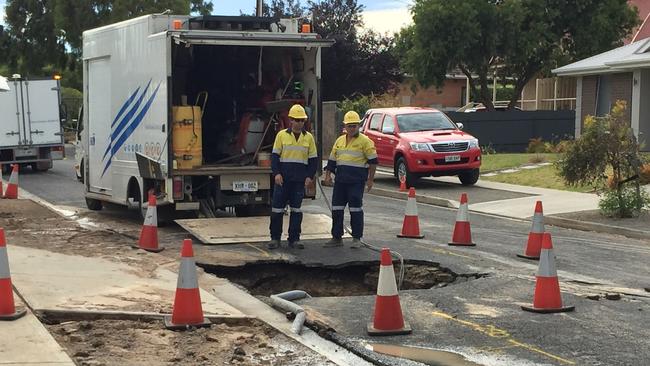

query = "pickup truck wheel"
(459, 169), (480, 185)
(395, 157), (419, 187)
(85, 197), (103, 211)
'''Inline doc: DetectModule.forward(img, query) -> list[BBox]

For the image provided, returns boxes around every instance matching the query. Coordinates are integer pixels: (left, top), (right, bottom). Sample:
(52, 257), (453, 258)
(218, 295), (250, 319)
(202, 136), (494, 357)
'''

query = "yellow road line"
(415, 244), (474, 259)
(246, 243), (270, 257)
(431, 311), (575, 365)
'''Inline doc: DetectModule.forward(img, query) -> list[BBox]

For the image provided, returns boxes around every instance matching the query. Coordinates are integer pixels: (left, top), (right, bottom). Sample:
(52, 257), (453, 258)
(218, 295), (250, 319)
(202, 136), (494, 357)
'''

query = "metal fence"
(445, 110), (575, 152)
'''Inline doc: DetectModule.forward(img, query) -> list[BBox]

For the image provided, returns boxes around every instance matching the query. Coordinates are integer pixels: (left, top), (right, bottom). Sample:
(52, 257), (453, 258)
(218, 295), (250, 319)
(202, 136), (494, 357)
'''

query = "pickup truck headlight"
(409, 142), (431, 152)
(469, 139), (479, 148)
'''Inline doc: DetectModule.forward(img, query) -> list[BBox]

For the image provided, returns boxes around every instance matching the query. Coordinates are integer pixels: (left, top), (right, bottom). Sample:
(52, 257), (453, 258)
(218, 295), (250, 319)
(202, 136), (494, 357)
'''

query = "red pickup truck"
(361, 107), (481, 186)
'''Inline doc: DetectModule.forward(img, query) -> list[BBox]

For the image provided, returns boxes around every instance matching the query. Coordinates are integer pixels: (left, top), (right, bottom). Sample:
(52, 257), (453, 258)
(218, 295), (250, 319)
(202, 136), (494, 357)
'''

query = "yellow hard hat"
(288, 104), (308, 119)
(343, 111), (361, 124)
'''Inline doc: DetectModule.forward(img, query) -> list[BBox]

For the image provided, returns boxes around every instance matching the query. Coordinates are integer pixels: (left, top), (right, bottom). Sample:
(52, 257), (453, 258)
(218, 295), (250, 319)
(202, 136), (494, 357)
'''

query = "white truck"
(81, 13), (332, 220)
(0, 75), (65, 173)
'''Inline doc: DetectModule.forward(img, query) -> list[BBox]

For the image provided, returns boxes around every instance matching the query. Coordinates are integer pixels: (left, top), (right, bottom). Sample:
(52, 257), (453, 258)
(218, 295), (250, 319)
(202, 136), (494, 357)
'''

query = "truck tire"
(31, 161), (51, 172)
(459, 169), (480, 185)
(395, 157), (419, 187)
(86, 197), (103, 211)
(235, 204), (271, 217)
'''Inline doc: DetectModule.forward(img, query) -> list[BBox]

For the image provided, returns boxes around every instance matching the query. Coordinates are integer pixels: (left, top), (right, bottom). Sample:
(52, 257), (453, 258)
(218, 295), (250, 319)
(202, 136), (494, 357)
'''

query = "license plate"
(15, 148), (37, 157)
(233, 181), (258, 192)
(445, 155), (461, 162)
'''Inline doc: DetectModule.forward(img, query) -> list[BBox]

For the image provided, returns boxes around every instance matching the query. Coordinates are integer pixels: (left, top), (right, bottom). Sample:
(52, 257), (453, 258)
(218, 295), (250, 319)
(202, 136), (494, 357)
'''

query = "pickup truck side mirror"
(456, 122), (464, 130)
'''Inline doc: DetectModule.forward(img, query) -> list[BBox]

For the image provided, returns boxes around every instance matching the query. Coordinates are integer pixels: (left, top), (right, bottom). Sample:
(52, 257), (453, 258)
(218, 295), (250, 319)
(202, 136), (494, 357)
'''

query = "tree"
(557, 101), (650, 217)
(401, 0), (639, 110)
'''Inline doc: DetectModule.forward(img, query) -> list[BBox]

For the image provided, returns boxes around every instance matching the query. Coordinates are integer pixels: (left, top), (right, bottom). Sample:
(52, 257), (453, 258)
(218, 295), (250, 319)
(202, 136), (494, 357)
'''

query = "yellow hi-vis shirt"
(271, 129), (318, 182)
(325, 133), (378, 183)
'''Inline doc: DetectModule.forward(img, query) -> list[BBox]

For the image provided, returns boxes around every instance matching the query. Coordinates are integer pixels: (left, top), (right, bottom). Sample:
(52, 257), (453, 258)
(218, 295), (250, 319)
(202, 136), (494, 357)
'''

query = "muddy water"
(368, 343), (481, 366)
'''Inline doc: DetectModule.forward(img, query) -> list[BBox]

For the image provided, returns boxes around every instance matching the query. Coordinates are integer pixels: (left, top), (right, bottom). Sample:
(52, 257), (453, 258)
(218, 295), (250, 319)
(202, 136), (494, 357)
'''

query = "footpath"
(1, 172), (648, 365)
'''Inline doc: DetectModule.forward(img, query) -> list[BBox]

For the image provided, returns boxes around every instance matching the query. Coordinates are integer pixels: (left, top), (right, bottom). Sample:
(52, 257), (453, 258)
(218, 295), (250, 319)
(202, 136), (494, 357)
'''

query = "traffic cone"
(133, 191), (164, 252)
(448, 193), (475, 246)
(518, 201), (544, 260)
(397, 188), (424, 239)
(0, 228), (27, 320)
(522, 233), (575, 313)
(367, 248), (412, 335)
(164, 239), (211, 330)
(3, 164), (19, 199)
(399, 175), (407, 192)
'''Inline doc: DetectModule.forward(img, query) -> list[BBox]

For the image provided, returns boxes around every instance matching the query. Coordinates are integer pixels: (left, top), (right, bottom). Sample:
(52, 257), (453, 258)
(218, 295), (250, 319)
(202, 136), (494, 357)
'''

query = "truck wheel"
(31, 161), (51, 172)
(235, 205), (271, 217)
(395, 157), (419, 187)
(86, 197), (103, 211)
(459, 169), (480, 185)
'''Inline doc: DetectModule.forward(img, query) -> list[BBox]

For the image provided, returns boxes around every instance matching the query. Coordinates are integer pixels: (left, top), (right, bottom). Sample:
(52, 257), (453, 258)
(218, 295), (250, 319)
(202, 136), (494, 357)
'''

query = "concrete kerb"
(370, 187), (456, 208)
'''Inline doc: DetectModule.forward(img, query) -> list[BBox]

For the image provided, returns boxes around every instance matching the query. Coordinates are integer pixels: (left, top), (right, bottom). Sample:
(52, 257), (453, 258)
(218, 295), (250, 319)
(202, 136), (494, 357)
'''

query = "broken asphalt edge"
(369, 187), (650, 241)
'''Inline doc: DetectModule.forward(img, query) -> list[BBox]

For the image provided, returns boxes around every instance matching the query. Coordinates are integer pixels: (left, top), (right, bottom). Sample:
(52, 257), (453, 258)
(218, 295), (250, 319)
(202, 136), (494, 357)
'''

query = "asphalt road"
(10, 145), (650, 366)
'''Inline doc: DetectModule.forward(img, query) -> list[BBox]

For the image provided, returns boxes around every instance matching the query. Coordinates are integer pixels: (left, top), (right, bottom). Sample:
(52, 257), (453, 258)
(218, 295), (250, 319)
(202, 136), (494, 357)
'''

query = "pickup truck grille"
(431, 141), (469, 152)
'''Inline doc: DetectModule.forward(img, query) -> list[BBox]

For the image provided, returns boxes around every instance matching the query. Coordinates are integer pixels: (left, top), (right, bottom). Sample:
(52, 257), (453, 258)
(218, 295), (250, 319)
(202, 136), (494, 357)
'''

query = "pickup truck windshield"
(396, 112), (456, 133)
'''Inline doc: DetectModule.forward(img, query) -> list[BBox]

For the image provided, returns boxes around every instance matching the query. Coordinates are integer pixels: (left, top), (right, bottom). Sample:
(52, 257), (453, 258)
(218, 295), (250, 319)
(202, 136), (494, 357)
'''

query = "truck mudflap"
(175, 214), (349, 245)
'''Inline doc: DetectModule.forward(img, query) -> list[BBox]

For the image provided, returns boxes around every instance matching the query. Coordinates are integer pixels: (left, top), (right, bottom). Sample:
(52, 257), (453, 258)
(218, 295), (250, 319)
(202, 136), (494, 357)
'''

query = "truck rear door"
(22, 79), (63, 146)
(0, 79), (21, 147)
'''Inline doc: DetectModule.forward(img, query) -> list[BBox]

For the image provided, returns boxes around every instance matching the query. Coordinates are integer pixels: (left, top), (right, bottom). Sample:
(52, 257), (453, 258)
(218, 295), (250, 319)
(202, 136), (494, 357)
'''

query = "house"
(553, 37), (650, 151)
(396, 73), (468, 111)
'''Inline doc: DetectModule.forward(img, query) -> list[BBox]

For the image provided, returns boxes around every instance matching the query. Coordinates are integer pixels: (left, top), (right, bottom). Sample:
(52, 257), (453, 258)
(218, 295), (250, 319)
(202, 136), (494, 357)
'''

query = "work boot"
(349, 238), (362, 249)
(267, 239), (280, 249)
(288, 240), (305, 249)
(323, 237), (343, 248)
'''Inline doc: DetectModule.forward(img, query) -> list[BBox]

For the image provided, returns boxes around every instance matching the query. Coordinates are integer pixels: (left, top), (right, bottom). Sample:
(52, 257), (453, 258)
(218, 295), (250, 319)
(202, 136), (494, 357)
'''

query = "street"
(3, 145), (649, 365)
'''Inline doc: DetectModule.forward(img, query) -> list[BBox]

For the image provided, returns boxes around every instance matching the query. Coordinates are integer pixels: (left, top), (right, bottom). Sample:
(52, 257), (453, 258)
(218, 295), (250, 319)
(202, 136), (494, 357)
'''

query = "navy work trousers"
(269, 181), (305, 242)
(331, 181), (365, 239)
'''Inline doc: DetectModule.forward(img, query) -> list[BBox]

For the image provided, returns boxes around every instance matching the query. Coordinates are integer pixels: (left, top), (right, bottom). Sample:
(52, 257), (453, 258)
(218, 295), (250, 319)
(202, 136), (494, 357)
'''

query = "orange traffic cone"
(0, 228), (26, 320)
(3, 164), (19, 199)
(134, 191), (164, 252)
(522, 233), (575, 313)
(449, 193), (475, 246)
(399, 175), (407, 192)
(164, 239), (211, 330)
(367, 248), (411, 335)
(518, 201), (544, 260)
(397, 188), (424, 239)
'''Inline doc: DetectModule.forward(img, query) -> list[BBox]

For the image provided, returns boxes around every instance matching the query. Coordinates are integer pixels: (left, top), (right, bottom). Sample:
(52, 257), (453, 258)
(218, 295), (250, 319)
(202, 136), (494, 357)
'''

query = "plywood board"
(176, 214), (349, 244)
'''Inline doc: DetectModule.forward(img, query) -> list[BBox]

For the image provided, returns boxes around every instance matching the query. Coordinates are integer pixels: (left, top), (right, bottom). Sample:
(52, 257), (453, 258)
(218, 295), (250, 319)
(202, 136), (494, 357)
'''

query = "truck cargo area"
(169, 41), (319, 215)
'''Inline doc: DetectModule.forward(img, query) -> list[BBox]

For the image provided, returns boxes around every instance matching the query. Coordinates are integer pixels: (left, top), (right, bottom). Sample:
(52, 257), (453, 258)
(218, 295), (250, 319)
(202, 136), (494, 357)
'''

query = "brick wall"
(397, 79), (465, 109)
(611, 72), (633, 122)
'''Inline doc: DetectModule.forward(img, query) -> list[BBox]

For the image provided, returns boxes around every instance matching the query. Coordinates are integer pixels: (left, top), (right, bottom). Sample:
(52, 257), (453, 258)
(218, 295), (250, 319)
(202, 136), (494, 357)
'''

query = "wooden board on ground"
(176, 214), (349, 244)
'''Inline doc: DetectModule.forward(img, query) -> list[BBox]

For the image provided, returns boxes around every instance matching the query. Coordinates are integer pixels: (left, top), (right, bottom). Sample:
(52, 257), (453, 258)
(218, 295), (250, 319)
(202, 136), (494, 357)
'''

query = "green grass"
(481, 164), (593, 192)
(480, 153), (560, 172)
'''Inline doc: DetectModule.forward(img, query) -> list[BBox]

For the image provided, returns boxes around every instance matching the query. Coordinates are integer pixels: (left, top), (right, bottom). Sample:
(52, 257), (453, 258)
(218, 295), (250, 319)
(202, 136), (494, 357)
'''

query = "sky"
(0, 0), (413, 34)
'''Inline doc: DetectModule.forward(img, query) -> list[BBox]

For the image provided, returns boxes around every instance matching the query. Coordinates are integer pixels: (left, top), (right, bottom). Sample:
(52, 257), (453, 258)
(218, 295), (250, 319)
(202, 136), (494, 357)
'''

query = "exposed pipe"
(270, 290), (311, 334)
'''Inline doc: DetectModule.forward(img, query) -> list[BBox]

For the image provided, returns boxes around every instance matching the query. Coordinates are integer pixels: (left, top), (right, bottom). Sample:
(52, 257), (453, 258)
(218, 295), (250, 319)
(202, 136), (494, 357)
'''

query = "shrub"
(526, 137), (545, 153)
(598, 184), (650, 218)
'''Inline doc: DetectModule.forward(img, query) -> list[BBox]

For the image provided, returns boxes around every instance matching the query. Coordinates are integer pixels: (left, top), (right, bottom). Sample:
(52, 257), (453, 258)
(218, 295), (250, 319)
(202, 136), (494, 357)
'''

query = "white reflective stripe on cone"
(537, 249), (557, 277)
(177, 257), (199, 289)
(8, 171), (17, 185)
(456, 203), (469, 222)
(405, 197), (418, 216)
(144, 206), (157, 226)
(377, 265), (398, 296)
(531, 212), (544, 233)
(0, 247), (10, 278)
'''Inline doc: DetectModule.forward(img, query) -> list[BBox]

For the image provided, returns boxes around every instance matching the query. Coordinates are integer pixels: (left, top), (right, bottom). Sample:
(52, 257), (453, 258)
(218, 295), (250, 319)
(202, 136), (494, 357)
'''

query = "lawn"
(480, 153), (560, 172)
(479, 153), (592, 192)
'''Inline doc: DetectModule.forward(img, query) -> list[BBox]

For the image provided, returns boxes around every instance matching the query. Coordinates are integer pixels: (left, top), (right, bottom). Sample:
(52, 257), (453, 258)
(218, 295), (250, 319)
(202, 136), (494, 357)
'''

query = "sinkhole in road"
(200, 261), (482, 297)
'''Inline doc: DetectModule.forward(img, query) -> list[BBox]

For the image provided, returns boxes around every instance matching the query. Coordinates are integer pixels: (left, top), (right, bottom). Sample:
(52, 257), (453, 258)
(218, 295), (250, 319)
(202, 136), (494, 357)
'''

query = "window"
(596, 75), (612, 117)
(369, 113), (383, 131)
(381, 115), (395, 134)
(396, 112), (456, 133)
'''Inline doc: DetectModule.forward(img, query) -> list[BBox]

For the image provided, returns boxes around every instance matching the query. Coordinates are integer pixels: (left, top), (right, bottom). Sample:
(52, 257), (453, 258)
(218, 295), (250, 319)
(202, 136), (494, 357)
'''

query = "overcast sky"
(0, 0), (413, 34)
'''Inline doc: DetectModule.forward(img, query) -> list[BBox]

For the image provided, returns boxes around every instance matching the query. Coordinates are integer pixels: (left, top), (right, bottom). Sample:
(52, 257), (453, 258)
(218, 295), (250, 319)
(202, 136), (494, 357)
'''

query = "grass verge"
(481, 164), (592, 192)
(481, 153), (560, 172)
